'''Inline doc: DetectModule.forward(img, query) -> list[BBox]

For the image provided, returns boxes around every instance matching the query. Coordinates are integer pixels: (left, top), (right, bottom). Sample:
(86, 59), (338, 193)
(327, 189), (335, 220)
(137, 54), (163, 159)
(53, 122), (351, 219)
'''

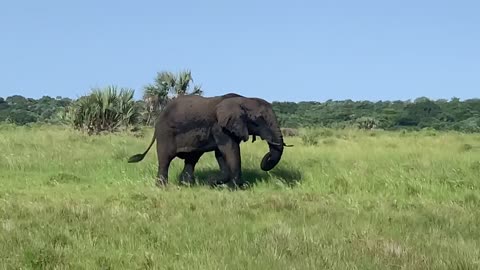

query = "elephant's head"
(216, 96), (286, 171)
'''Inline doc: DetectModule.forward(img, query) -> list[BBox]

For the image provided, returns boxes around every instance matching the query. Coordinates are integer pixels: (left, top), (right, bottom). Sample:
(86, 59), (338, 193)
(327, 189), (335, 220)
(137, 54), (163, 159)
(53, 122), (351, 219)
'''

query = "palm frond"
(68, 85), (140, 134)
(141, 70), (204, 125)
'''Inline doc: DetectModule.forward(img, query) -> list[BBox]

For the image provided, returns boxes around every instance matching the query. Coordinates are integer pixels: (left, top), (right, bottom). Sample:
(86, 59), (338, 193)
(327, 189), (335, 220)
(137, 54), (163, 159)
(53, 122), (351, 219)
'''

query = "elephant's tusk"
(268, 141), (282, 146)
(267, 141), (293, 147)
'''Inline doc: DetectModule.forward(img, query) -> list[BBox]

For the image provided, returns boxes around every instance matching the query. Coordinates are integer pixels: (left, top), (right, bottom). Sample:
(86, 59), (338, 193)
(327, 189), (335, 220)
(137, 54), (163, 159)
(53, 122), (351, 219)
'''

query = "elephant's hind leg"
(156, 140), (176, 187)
(156, 157), (172, 187)
(179, 152), (203, 186)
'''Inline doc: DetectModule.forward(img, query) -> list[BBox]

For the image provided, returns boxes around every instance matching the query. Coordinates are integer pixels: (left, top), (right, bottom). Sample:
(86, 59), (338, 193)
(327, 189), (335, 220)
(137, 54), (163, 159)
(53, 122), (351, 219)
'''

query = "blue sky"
(1, 0), (479, 102)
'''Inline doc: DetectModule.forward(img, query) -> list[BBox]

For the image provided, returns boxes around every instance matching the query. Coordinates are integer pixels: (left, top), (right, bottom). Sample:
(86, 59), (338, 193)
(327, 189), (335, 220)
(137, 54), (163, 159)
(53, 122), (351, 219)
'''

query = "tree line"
(1, 71), (480, 133)
(273, 97), (480, 132)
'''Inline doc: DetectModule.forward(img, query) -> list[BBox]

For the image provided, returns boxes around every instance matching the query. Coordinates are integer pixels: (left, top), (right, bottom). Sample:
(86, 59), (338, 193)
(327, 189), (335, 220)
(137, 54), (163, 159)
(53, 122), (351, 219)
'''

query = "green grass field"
(1, 124), (480, 269)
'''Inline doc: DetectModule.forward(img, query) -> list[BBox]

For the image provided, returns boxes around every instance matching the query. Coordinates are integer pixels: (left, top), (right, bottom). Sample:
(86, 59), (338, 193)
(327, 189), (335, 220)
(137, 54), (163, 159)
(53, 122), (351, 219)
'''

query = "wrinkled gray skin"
(128, 93), (289, 187)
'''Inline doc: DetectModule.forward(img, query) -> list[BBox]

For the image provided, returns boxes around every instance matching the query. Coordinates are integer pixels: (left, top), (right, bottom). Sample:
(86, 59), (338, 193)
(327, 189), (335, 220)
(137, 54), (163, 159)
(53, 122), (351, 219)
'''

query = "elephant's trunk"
(260, 124), (284, 171)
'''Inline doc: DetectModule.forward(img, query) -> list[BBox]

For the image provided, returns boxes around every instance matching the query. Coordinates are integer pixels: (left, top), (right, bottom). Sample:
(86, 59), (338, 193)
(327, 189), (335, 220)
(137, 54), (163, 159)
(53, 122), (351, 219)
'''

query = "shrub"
(355, 117), (379, 130)
(67, 86), (140, 134)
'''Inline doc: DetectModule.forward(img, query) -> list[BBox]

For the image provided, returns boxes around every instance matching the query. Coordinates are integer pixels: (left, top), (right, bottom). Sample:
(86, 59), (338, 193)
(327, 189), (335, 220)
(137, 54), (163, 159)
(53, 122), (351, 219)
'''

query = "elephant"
(128, 93), (291, 187)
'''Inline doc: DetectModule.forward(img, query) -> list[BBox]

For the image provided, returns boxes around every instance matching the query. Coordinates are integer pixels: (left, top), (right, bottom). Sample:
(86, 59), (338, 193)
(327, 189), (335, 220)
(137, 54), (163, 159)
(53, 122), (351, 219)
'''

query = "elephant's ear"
(216, 99), (249, 142)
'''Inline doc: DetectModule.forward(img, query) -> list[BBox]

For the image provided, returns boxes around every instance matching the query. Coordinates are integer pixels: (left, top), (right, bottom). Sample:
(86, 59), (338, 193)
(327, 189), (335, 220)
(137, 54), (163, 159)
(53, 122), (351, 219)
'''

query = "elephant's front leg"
(215, 137), (245, 187)
(211, 149), (229, 185)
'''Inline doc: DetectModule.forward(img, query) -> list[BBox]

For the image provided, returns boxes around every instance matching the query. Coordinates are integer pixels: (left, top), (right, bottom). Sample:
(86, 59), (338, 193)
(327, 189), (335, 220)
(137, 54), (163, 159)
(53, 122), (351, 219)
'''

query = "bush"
(67, 86), (140, 134)
(455, 117), (480, 133)
(355, 117), (378, 130)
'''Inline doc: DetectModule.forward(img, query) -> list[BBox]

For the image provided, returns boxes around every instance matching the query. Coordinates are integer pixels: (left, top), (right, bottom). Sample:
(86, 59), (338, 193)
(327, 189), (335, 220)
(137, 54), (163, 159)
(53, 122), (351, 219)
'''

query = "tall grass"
(1, 125), (480, 269)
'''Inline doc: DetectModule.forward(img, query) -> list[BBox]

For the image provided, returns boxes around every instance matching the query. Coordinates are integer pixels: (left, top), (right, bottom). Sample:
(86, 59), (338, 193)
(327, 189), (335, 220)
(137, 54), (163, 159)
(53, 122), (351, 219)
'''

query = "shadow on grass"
(186, 165), (302, 189)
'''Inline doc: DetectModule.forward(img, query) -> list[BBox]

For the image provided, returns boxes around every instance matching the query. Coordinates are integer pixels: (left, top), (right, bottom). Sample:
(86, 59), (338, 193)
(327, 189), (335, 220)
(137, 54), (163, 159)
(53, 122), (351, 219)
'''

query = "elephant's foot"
(208, 175), (248, 189)
(207, 174), (229, 187)
(179, 171), (195, 186)
(228, 177), (248, 190)
(156, 176), (168, 187)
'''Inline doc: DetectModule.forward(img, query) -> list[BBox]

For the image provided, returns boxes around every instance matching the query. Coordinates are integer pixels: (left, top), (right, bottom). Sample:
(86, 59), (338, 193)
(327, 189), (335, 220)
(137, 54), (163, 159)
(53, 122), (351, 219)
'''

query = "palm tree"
(143, 84), (168, 125)
(143, 70), (203, 125)
(173, 70), (203, 96)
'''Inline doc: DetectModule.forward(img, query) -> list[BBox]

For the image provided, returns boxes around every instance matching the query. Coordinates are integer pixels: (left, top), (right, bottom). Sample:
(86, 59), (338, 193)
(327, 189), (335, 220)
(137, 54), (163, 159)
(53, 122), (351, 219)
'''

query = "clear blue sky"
(1, 0), (479, 102)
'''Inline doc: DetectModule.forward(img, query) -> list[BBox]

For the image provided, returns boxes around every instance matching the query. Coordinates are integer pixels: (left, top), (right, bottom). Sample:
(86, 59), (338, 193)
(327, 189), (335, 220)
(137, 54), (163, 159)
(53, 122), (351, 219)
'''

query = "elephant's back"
(161, 94), (238, 126)
(160, 95), (217, 131)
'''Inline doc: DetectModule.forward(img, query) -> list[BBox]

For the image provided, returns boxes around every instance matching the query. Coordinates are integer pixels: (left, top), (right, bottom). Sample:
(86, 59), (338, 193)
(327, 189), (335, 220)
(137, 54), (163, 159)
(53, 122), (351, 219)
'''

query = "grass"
(1, 124), (480, 269)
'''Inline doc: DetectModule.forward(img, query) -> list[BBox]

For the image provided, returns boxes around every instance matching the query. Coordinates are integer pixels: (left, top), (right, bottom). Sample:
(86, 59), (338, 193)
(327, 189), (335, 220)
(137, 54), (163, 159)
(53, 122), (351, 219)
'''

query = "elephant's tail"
(128, 131), (156, 163)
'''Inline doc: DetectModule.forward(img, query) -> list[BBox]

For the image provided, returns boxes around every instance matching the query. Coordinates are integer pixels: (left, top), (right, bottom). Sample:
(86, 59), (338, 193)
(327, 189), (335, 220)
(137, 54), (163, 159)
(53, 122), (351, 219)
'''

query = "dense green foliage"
(1, 126), (479, 269)
(2, 93), (480, 132)
(273, 97), (480, 132)
(0, 95), (72, 125)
